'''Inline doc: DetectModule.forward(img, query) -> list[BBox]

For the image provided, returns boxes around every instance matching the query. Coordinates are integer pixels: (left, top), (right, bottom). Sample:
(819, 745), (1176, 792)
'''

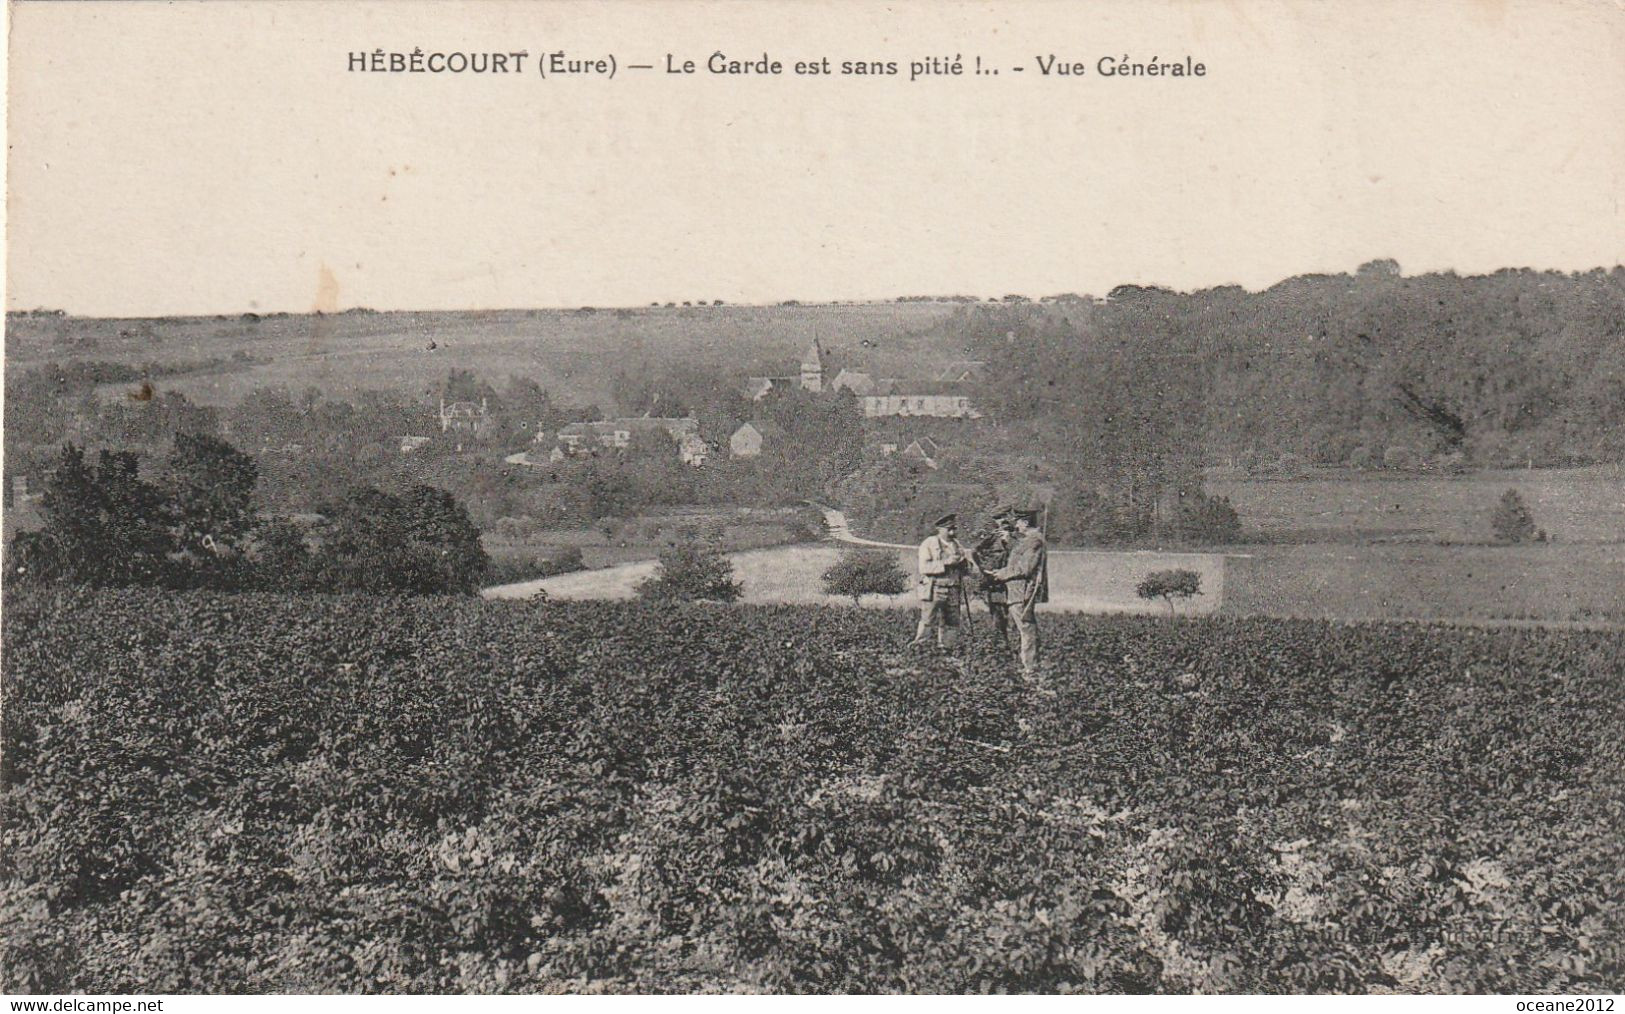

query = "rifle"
(1014, 504), (1050, 622)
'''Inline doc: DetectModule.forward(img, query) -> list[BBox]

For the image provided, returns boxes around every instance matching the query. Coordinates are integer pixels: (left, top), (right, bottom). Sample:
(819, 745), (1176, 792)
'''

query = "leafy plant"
(1491, 488), (1542, 544)
(635, 540), (742, 603)
(821, 550), (909, 605)
(3, 591), (1620, 993)
(1136, 568), (1203, 617)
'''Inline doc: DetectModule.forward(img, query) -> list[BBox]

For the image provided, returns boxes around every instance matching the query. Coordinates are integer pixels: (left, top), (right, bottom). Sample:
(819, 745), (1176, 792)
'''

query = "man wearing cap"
(989, 508), (1049, 675)
(912, 513), (975, 650)
(972, 504), (1017, 653)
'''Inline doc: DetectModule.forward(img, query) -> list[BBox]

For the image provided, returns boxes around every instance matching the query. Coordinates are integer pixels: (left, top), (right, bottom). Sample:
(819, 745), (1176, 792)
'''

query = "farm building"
(740, 340), (982, 418)
(936, 360), (988, 383)
(729, 419), (787, 459)
(551, 416), (709, 465)
(900, 437), (941, 469)
(829, 368), (876, 396)
(438, 397), (488, 434)
(863, 380), (981, 419)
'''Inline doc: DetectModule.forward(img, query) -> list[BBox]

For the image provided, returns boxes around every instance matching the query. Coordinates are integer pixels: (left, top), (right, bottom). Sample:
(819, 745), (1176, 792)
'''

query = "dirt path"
(810, 503), (1249, 559)
(482, 539), (1229, 616)
(482, 504), (1242, 605)
(812, 504), (912, 549)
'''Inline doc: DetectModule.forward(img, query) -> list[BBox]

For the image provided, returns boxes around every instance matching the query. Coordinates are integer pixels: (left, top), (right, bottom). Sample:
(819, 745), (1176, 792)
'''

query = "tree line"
(952, 263), (1625, 469)
(7, 435), (488, 595)
(925, 263), (1622, 543)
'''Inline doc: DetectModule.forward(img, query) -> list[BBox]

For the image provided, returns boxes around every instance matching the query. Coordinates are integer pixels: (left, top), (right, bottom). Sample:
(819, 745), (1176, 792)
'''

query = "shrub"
(821, 550), (910, 605)
(1491, 489), (1540, 544)
(1431, 450), (1470, 475)
(482, 546), (586, 586)
(786, 519), (823, 543)
(1175, 491), (1242, 544)
(488, 516), (533, 541)
(1136, 568), (1203, 617)
(635, 540), (742, 603)
(1383, 445), (1418, 470)
(1272, 452), (1308, 478)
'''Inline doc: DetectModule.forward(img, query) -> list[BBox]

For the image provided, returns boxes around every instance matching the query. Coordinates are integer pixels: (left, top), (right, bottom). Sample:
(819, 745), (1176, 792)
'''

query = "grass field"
(7, 303), (957, 411)
(1209, 465), (1625, 545)
(488, 543), (1227, 618)
(1221, 542), (1625, 624)
(487, 537), (1625, 628)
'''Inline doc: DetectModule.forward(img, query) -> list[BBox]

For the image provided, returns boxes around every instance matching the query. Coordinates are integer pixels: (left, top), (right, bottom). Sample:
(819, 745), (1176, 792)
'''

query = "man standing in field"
(912, 512), (975, 651)
(989, 508), (1048, 676)
(972, 504), (1017, 654)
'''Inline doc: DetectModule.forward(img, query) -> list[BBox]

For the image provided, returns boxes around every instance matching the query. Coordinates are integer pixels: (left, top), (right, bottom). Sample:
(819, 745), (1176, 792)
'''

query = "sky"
(6, 0), (1624, 316)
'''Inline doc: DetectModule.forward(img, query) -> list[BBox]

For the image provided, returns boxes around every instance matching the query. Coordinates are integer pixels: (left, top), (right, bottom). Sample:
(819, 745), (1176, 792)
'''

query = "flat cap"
(933, 512), (958, 528)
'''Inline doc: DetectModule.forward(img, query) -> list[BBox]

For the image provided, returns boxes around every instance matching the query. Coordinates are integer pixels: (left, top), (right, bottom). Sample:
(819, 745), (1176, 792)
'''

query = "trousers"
(986, 601), (1011, 646)
(913, 593), (961, 648)
(1013, 600), (1040, 673)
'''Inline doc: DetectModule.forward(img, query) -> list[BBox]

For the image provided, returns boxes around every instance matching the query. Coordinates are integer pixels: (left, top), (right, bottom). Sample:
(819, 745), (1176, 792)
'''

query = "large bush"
(635, 541), (742, 603)
(821, 550), (909, 604)
(306, 484), (490, 595)
(1175, 491), (1242, 543)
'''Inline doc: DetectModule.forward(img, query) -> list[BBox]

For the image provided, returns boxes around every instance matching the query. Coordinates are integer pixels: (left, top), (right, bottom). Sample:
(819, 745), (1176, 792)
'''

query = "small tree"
(822, 550), (909, 605)
(1137, 569), (1203, 618)
(636, 540), (742, 603)
(1491, 488), (1540, 543)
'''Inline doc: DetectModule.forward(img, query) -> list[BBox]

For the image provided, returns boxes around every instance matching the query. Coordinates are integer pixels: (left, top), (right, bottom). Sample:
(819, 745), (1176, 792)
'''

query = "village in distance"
(5, 261), (1623, 625)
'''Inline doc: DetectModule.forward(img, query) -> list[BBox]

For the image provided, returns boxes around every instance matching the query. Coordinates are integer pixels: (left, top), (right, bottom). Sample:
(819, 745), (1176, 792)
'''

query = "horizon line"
(7, 262), (1623, 321)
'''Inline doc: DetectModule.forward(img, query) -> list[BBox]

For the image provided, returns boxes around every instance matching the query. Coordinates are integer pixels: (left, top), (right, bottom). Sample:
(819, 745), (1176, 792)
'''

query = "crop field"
(484, 544), (1227, 616)
(6, 303), (955, 410)
(4, 589), (1621, 993)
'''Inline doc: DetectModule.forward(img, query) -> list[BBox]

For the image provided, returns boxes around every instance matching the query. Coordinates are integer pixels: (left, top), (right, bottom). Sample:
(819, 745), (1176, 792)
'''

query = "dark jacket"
(992, 530), (1048, 612)
(973, 530), (1013, 604)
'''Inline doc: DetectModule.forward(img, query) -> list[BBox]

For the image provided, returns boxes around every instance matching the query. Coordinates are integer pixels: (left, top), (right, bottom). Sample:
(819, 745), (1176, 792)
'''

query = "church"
(745, 340), (827, 400)
(745, 339), (979, 418)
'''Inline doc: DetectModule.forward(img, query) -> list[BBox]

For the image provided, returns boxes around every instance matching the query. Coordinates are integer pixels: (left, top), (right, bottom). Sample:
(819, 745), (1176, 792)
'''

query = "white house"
(730, 421), (765, 458)
(438, 397), (488, 433)
(729, 420), (786, 458)
(862, 381), (981, 419)
(552, 416), (708, 465)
